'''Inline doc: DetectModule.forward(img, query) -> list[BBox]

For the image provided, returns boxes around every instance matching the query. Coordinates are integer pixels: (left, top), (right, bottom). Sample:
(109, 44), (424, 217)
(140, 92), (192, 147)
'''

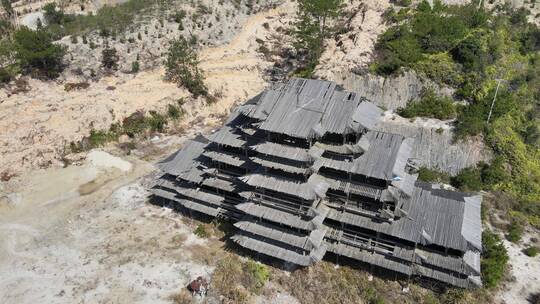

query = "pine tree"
(164, 37), (207, 98)
(293, 0), (343, 71)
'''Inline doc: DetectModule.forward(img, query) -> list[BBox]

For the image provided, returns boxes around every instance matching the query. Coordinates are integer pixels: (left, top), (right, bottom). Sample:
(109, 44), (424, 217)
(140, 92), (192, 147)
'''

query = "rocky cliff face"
(375, 114), (491, 175)
(324, 68), (488, 175)
(331, 70), (454, 111)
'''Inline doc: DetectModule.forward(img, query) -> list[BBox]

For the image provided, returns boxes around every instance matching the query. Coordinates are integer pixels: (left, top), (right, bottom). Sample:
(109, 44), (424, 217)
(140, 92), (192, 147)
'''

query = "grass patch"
(506, 218), (524, 243)
(210, 254), (270, 303)
(69, 100), (185, 153)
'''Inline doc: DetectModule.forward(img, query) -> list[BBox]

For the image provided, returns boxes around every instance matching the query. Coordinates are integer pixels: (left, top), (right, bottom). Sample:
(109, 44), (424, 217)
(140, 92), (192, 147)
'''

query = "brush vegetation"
(374, 0), (540, 232)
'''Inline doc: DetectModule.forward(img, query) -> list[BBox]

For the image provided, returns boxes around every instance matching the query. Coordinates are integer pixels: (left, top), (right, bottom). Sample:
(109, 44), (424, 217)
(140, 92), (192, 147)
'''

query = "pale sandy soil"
(315, 0), (390, 80)
(0, 3), (297, 303)
(0, 149), (218, 303)
(495, 232), (540, 304)
(0, 1), (293, 177)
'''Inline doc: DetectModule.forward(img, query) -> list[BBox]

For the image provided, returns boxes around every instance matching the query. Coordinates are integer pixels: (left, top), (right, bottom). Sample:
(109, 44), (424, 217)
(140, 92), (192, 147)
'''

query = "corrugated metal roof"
(234, 221), (316, 250)
(243, 78), (382, 139)
(239, 173), (317, 200)
(313, 131), (405, 180)
(236, 202), (316, 231)
(231, 233), (314, 266)
(157, 136), (208, 176)
(327, 182), (472, 252)
(251, 141), (311, 162)
(462, 196), (482, 251)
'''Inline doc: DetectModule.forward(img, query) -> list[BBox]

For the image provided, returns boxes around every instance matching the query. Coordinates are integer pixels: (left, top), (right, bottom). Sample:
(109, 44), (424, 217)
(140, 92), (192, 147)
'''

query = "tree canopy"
(292, 0), (343, 77)
(164, 37), (208, 98)
(13, 27), (65, 78)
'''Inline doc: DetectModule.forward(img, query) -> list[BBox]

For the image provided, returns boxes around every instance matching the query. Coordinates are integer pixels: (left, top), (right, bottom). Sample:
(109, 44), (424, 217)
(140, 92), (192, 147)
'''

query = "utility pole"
(487, 78), (504, 124)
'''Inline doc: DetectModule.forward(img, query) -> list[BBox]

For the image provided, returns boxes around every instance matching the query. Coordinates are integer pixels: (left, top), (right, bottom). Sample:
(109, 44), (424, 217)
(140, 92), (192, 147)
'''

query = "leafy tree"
(101, 46), (119, 70)
(43, 2), (65, 25)
(450, 32), (488, 72)
(164, 36), (208, 97)
(292, 0), (343, 74)
(13, 27), (65, 78)
(0, 38), (15, 83)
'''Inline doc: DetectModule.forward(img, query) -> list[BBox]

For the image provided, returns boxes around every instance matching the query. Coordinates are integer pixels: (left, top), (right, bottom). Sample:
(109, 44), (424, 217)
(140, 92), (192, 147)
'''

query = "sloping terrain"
(0, 0), (291, 177)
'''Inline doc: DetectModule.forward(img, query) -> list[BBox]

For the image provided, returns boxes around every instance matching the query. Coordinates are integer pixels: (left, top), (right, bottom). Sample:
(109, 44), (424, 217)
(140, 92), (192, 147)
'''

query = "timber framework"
(150, 78), (483, 288)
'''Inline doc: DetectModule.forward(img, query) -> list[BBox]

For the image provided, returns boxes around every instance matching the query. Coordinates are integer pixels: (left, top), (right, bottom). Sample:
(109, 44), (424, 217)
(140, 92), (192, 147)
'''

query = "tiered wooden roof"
(150, 78), (483, 288)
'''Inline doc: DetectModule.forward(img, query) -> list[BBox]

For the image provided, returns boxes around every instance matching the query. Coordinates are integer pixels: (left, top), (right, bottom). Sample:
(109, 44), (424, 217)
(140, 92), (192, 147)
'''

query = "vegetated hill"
(2, 0), (281, 80)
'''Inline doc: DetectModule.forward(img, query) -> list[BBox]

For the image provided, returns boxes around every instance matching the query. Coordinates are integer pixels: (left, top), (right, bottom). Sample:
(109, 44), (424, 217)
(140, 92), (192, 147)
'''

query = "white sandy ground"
(495, 233), (540, 304)
(0, 0), (294, 177)
(0, 152), (214, 303)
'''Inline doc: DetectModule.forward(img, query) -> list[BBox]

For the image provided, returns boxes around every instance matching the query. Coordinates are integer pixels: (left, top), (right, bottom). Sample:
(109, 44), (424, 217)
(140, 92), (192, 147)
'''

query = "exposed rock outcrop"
(330, 70), (455, 111)
(376, 114), (491, 175)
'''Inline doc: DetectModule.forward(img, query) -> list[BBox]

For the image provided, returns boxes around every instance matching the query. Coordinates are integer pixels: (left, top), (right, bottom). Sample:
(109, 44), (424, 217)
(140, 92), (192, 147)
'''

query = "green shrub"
(397, 88), (456, 120)
(43, 3), (65, 25)
(88, 129), (116, 147)
(245, 260), (270, 294)
(13, 27), (66, 78)
(395, 0), (411, 7)
(0, 67), (13, 83)
(147, 111), (167, 132)
(172, 10), (187, 23)
(440, 288), (466, 304)
(507, 219), (524, 243)
(1, 0), (14, 16)
(417, 167), (451, 183)
(450, 32), (488, 72)
(478, 157), (510, 188)
(519, 26), (540, 54)
(101, 46), (119, 70)
(122, 111), (148, 137)
(194, 224), (208, 238)
(131, 60), (140, 73)
(413, 52), (463, 86)
(451, 167), (483, 192)
(523, 246), (539, 257)
(454, 103), (486, 138)
(167, 103), (182, 119)
(481, 230), (509, 288)
(374, 26), (423, 75)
